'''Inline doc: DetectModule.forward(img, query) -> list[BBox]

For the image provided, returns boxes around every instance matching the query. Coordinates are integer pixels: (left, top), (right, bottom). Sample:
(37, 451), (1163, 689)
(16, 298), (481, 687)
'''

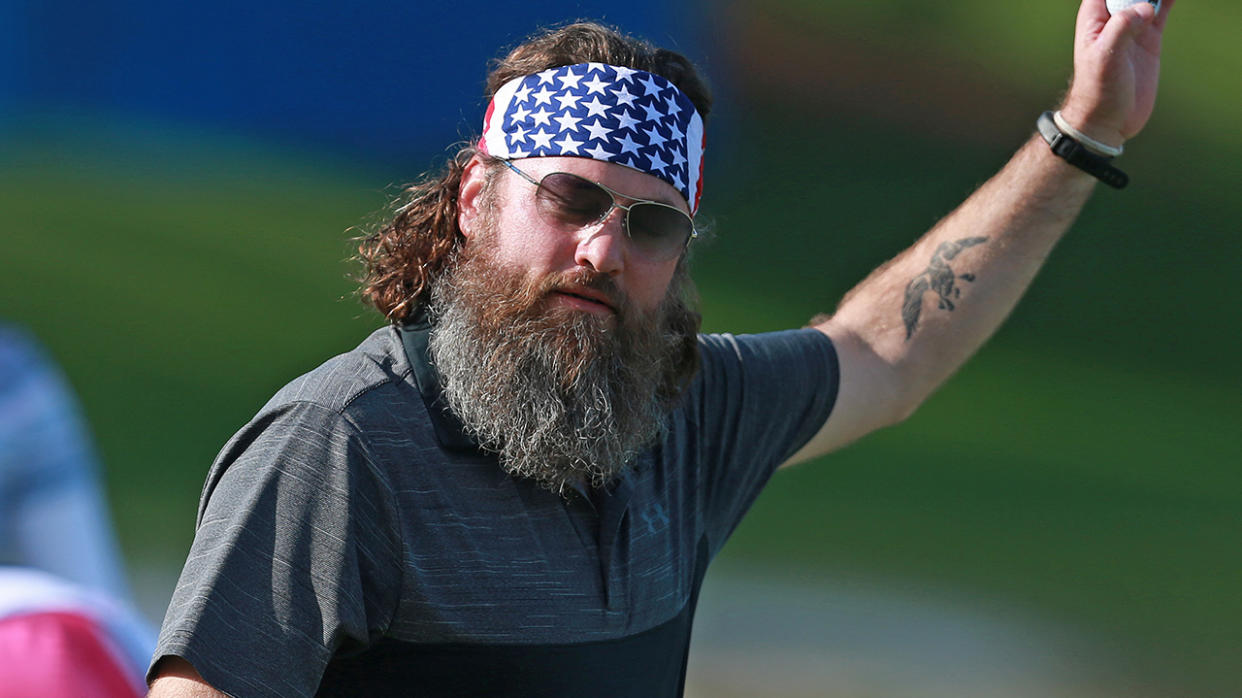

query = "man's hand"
(1059, 0), (1175, 148)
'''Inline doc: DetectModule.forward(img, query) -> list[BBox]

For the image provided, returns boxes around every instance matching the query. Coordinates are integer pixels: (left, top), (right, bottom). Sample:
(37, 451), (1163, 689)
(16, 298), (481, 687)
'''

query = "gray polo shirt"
(152, 321), (837, 697)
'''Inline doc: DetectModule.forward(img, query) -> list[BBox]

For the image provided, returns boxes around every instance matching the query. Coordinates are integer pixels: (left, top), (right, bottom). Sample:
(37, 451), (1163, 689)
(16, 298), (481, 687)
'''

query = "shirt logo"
(641, 503), (671, 534)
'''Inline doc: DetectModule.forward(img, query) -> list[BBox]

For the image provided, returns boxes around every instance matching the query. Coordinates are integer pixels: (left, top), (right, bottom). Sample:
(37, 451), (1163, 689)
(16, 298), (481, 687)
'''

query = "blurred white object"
(0, 324), (132, 601)
(1106, 0), (1160, 15)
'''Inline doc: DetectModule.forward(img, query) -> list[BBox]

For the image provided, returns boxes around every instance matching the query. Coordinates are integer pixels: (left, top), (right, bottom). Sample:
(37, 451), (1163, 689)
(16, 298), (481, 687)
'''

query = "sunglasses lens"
(533, 171), (694, 261)
(627, 203), (694, 260)
(536, 173), (612, 227)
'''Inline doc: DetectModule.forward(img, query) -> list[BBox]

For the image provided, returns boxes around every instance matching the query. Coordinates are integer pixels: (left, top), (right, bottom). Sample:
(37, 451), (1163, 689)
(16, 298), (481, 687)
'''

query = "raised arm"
(785, 0), (1174, 465)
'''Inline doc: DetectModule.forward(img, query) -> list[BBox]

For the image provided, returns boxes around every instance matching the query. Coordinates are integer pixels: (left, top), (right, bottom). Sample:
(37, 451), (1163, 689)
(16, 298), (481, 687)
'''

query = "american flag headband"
(478, 62), (706, 215)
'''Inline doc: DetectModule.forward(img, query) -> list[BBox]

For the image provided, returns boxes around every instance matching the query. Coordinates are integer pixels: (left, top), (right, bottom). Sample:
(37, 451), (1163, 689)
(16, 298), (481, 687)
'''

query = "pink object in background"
(0, 610), (141, 697)
(0, 567), (152, 698)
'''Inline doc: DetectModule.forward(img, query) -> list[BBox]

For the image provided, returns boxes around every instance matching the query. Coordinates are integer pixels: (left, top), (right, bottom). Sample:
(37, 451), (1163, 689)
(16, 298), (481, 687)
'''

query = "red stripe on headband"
(478, 98), (497, 155)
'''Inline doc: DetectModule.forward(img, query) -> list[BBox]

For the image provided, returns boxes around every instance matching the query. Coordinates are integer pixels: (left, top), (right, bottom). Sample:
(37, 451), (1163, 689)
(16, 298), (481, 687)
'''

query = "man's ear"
(458, 155), (490, 241)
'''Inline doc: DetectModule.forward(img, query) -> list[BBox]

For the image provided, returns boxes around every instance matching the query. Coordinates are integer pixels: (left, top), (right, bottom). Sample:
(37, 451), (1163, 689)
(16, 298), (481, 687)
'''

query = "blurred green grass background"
(2, 0), (1239, 692)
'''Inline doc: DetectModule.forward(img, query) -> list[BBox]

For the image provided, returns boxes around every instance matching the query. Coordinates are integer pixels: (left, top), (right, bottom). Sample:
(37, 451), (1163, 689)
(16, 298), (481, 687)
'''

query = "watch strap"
(1036, 111), (1128, 189)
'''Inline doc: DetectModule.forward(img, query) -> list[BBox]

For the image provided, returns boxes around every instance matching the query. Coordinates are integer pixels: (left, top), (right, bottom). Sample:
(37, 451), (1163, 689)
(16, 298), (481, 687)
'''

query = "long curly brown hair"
(356, 22), (713, 322)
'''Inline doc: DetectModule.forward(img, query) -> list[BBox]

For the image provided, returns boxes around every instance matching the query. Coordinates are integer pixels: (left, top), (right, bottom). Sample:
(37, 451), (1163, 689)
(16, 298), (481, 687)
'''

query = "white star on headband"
(612, 66), (638, 82)
(554, 91), (582, 111)
(582, 118), (611, 142)
(531, 86), (555, 106)
(582, 97), (609, 118)
(642, 100), (664, 123)
(611, 86), (638, 108)
(614, 109), (640, 132)
(584, 143), (613, 160)
(616, 133), (641, 155)
(530, 107), (553, 127)
(559, 69), (583, 90)
(529, 128), (554, 150)
(582, 75), (609, 95)
(554, 134), (584, 154)
(554, 112), (582, 133)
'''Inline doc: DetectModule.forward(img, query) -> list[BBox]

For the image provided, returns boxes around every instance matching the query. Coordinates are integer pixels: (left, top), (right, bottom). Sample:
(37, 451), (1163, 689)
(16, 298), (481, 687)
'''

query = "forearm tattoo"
(901, 237), (988, 340)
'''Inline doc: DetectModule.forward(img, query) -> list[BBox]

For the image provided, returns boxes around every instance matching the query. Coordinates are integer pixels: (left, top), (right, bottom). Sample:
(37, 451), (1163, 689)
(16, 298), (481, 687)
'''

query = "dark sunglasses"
(502, 160), (697, 262)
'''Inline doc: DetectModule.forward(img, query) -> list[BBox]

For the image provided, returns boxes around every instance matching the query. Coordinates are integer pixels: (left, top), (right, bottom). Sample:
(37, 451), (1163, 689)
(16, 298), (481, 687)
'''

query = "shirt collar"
(397, 310), (482, 453)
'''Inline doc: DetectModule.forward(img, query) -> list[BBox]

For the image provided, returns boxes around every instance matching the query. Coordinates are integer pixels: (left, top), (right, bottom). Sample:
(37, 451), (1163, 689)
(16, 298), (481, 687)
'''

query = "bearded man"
(149, 2), (1174, 696)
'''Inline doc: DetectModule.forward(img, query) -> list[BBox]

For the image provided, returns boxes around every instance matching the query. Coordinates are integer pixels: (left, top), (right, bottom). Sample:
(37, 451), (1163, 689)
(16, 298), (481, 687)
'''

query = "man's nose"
(573, 209), (626, 275)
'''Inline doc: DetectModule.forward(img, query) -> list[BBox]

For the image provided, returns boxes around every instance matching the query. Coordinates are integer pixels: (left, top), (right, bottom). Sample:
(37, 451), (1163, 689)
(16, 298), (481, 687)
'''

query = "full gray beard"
(427, 247), (692, 495)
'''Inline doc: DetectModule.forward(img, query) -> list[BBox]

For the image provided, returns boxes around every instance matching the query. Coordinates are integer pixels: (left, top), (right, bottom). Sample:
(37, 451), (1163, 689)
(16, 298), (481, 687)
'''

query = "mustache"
(538, 268), (630, 319)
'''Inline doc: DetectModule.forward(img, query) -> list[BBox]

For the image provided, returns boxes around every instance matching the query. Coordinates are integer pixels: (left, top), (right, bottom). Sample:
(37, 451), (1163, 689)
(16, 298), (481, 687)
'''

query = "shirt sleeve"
(687, 329), (839, 558)
(150, 401), (404, 698)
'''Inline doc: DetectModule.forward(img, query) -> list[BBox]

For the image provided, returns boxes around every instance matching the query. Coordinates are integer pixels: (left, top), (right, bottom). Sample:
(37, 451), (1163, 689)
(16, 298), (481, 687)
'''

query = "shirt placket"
(564, 476), (634, 617)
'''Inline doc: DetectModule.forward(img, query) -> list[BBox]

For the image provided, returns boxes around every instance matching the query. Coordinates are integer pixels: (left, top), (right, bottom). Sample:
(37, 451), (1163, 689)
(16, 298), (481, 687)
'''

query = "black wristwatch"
(1036, 111), (1128, 189)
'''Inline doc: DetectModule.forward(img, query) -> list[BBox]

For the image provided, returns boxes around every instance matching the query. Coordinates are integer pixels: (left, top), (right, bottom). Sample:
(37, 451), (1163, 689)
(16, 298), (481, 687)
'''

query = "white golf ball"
(1106, 0), (1160, 15)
